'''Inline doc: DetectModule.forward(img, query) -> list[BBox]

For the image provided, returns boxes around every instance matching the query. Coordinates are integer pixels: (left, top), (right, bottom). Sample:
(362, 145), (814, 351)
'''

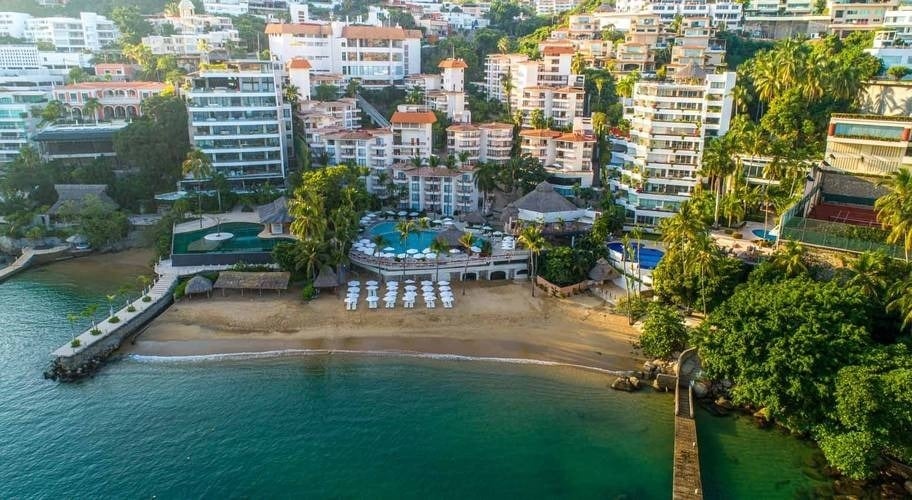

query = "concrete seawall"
(46, 275), (177, 381)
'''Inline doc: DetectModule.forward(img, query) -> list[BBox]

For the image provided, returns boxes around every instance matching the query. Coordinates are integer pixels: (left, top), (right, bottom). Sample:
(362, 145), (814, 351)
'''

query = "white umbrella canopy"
(449, 248), (461, 254)
(404, 285), (417, 291)
(383, 247), (395, 252)
(409, 212), (419, 217)
(439, 285), (451, 292)
(437, 281), (450, 286)
(397, 211), (407, 216)
(425, 252), (437, 259)
(404, 279), (416, 284)
(470, 246), (481, 253)
(359, 239), (370, 244)
(348, 281), (360, 286)
(406, 249), (418, 255)
(366, 280), (378, 286)
(397, 253), (407, 259)
(413, 253), (425, 259)
(493, 231), (503, 236)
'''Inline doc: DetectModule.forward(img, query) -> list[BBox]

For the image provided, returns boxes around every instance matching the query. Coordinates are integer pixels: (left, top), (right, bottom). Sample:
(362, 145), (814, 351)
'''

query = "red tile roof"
(438, 58), (468, 69)
(341, 25), (422, 40)
(391, 111), (437, 124)
(287, 58), (312, 69)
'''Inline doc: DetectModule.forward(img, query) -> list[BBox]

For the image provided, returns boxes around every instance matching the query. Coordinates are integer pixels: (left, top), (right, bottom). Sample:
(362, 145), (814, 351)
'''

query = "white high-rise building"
(143, 0), (240, 56)
(390, 104), (436, 163)
(16, 12), (119, 52)
(426, 58), (469, 122)
(266, 22), (422, 87)
(184, 60), (292, 189)
(609, 65), (736, 228)
(0, 87), (49, 164)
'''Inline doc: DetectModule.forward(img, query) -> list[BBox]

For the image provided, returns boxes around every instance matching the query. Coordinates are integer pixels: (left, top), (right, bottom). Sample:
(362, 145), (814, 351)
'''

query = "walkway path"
(672, 348), (703, 499)
(355, 93), (390, 128)
(0, 245), (70, 283)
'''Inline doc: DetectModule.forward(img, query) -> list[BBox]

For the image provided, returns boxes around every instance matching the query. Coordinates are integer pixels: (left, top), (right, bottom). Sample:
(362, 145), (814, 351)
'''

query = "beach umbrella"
(404, 279), (415, 284)
(409, 212), (419, 217)
(397, 211), (407, 216)
(366, 280), (378, 286)
(404, 285), (417, 291)
(493, 231), (503, 236)
(406, 249), (418, 255)
(422, 248), (431, 253)
(438, 281), (449, 286)
(425, 252), (437, 259)
(421, 280), (433, 285)
(432, 219), (443, 225)
(422, 285), (434, 292)
(443, 221), (454, 226)
(449, 248), (460, 254)
(413, 253), (425, 259)
(359, 239), (370, 244)
(348, 281), (360, 286)
(470, 246), (481, 253)
(439, 285), (451, 292)
(383, 246), (395, 252)
(482, 225), (492, 230)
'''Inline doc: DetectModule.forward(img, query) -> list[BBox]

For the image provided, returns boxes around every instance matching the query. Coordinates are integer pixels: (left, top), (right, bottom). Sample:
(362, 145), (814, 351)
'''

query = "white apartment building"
(867, 30), (912, 69)
(204, 0), (251, 16)
(390, 104), (435, 164)
(324, 128), (393, 170)
(143, 0), (240, 56)
(0, 45), (92, 75)
(517, 86), (586, 129)
(0, 87), (49, 164)
(483, 53), (534, 103)
(828, 0), (901, 37)
(185, 60), (292, 189)
(7, 12), (119, 52)
(425, 58), (469, 122)
(446, 122), (514, 166)
(527, 0), (585, 15)
(608, 66), (736, 227)
(296, 98), (361, 151)
(883, 6), (912, 42)
(391, 164), (479, 215)
(520, 128), (597, 187)
(266, 22), (422, 87)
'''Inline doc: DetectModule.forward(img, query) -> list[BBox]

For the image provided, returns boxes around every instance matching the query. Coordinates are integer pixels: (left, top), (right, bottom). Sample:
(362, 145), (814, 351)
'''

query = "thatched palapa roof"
(214, 271), (290, 290)
(257, 196), (292, 224)
(48, 184), (117, 215)
(588, 258), (617, 282)
(185, 275), (213, 295)
(435, 226), (469, 247)
(463, 211), (486, 226)
(312, 265), (339, 288)
(513, 182), (577, 214)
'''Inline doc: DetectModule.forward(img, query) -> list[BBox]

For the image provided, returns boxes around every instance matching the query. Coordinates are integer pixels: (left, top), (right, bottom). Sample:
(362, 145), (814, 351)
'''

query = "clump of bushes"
(90, 328), (101, 335)
(301, 283), (317, 301)
(70, 339), (81, 347)
(108, 316), (120, 324)
(127, 305), (136, 313)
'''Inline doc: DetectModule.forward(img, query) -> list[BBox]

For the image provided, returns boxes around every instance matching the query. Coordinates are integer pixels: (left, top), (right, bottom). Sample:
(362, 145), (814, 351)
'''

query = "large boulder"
(653, 373), (677, 392)
(611, 377), (636, 392)
(692, 380), (710, 398)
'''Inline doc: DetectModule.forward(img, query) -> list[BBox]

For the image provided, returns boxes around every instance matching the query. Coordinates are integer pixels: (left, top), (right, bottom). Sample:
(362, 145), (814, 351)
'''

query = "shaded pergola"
(588, 258), (618, 283)
(313, 265), (339, 290)
(184, 275), (213, 298)
(435, 226), (470, 248)
(213, 271), (291, 296)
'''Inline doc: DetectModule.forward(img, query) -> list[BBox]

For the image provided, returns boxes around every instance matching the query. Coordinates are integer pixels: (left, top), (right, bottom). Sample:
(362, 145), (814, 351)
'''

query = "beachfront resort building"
(142, 0), (240, 56)
(0, 86), (48, 164)
(390, 105), (436, 163)
(185, 59), (292, 189)
(501, 181), (598, 233)
(520, 128), (598, 187)
(424, 58), (470, 123)
(52, 82), (167, 121)
(0, 11), (119, 52)
(446, 122), (514, 166)
(608, 65), (737, 228)
(390, 163), (479, 215)
(266, 20), (422, 87)
(823, 114), (912, 177)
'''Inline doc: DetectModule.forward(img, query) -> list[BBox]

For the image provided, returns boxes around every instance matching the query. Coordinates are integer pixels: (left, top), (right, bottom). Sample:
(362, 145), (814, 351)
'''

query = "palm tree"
(182, 148), (214, 228)
(497, 36), (511, 54)
(621, 233), (636, 324)
(571, 52), (586, 75)
(395, 219), (415, 244)
(282, 84), (300, 106)
(457, 151), (469, 168)
(430, 239), (447, 282)
(473, 162), (499, 212)
(137, 275), (153, 299)
(66, 312), (81, 347)
(700, 136), (735, 227)
(82, 97), (101, 124)
(887, 271), (912, 331)
(691, 233), (718, 316)
(297, 239), (329, 280)
(39, 100), (65, 125)
(770, 240), (808, 278)
(843, 251), (889, 300)
(459, 231), (475, 295)
(501, 67), (514, 113)
(517, 225), (547, 297)
(164, 1), (180, 16)
(196, 38), (211, 56)
(289, 188), (327, 241)
(82, 303), (99, 331)
(105, 294), (117, 317)
(875, 167), (912, 261)
(370, 234), (387, 279)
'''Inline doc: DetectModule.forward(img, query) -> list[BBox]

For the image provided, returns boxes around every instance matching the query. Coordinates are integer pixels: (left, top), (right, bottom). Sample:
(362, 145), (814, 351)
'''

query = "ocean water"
(0, 264), (826, 498)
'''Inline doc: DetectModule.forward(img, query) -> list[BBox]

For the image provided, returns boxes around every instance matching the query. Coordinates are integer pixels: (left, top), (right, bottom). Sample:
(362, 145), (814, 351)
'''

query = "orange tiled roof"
(341, 25), (422, 40)
(542, 46), (576, 56)
(520, 129), (562, 138)
(438, 58), (469, 69)
(558, 132), (595, 142)
(287, 58), (312, 69)
(478, 122), (514, 130)
(447, 123), (479, 132)
(265, 23), (333, 36)
(55, 81), (166, 90)
(391, 111), (437, 124)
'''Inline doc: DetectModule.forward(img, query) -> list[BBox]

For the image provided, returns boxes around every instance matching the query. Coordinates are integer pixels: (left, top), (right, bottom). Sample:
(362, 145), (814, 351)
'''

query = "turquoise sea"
(0, 263), (828, 498)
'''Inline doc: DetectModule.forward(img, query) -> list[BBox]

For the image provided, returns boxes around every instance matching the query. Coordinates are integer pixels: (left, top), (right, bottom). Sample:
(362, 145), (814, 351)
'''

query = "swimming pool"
(172, 222), (293, 254)
(607, 242), (665, 270)
(367, 222), (483, 253)
(751, 229), (777, 242)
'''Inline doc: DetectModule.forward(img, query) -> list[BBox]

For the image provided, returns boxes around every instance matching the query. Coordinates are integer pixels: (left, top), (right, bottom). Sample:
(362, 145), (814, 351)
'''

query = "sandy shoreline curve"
(124, 281), (644, 373)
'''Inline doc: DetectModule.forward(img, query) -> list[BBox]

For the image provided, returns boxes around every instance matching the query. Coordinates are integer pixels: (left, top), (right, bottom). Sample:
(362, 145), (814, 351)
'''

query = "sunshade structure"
(184, 275), (214, 298)
(435, 226), (469, 247)
(214, 271), (291, 296)
(257, 196), (292, 224)
(48, 184), (117, 216)
(313, 266), (339, 289)
(462, 211), (486, 226)
(588, 258), (618, 283)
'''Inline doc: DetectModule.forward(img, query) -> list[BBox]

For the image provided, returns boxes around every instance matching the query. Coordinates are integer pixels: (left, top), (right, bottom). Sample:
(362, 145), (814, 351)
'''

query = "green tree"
(769, 240), (808, 278)
(313, 84), (339, 101)
(529, 108), (546, 129)
(181, 148), (213, 226)
(459, 231), (475, 296)
(638, 302), (688, 359)
(875, 167), (912, 261)
(887, 65), (911, 81)
(58, 195), (129, 250)
(110, 6), (153, 45)
(518, 224), (547, 296)
(694, 278), (872, 430)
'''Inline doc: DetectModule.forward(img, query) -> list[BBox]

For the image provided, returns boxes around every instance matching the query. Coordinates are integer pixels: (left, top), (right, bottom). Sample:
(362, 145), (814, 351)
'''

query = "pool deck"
(173, 211), (261, 234)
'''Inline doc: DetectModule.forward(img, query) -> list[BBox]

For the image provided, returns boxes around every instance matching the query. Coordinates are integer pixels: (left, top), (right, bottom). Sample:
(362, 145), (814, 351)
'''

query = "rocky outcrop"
(610, 376), (641, 392)
(653, 373), (678, 392)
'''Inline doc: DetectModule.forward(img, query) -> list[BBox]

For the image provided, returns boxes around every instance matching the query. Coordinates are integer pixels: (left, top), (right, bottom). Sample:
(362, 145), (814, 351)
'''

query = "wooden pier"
(0, 245), (70, 283)
(672, 349), (703, 499)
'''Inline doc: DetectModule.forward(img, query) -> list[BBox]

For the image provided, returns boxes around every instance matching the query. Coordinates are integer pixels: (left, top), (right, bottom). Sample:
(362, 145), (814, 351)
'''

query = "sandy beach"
(126, 281), (645, 372)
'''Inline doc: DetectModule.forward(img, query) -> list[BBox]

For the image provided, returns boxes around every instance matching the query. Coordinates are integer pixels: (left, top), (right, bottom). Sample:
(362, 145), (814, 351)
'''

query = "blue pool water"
(751, 229), (777, 242)
(607, 242), (665, 270)
(367, 222), (482, 253)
